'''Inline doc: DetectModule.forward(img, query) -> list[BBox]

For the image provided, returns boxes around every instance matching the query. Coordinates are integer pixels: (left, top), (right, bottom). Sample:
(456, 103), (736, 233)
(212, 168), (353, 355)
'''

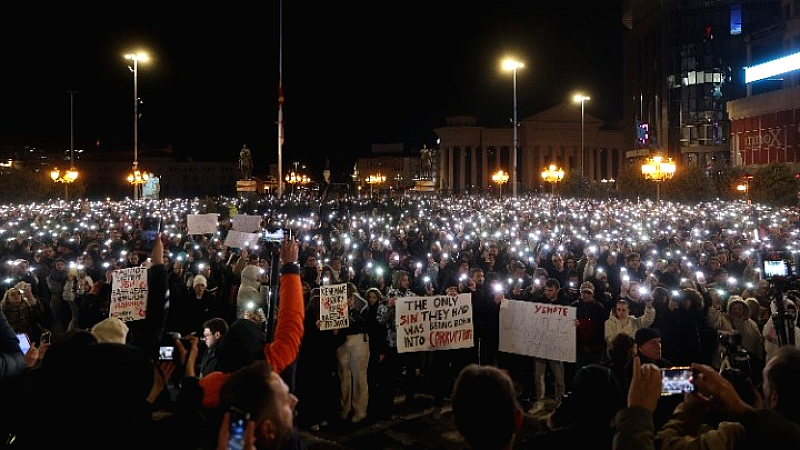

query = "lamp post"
(366, 173), (386, 197)
(541, 164), (565, 195)
(125, 52), (148, 200)
(573, 94), (590, 179)
(127, 170), (151, 199)
(502, 58), (524, 197)
(492, 169), (509, 198)
(284, 170), (310, 196)
(641, 155), (676, 202)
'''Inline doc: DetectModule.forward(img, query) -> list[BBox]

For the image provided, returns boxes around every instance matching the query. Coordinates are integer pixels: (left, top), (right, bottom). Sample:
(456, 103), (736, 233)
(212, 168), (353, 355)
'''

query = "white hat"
(192, 274), (208, 288)
(91, 318), (129, 344)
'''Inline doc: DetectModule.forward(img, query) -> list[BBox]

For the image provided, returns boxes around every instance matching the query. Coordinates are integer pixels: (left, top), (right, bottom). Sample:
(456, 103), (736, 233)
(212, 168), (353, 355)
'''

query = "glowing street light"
(573, 93), (590, 178)
(541, 164), (565, 195)
(127, 170), (151, 197)
(641, 154), (676, 202)
(492, 169), (510, 198)
(284, 170), (310, 195)
(366, 172), (386, 197)
(124, 51), (148, 200)
(502, 58), (524, 197)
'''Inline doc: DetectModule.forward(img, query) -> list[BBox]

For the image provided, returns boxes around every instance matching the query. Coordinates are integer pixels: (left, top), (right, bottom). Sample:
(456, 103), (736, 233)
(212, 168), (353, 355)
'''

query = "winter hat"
(240, 265), (261, 290)
(91, 317), (129, 344)
(216, 319), (265, 373)
(634, 327), (660, 347)
(192, 274), (208, 288)
(580, 281), (595, 293)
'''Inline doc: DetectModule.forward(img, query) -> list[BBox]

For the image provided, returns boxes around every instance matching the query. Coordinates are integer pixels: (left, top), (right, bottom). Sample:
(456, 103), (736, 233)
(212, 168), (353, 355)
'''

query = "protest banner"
(224, 230), (260, 249)
(110, 267), (149, 322)
(319, 283), (349, 331)
(186, 213), (219, 235)
(231, 214), (262, 232)
(396, 293), (474, 353)
(498, 299), (576, 362)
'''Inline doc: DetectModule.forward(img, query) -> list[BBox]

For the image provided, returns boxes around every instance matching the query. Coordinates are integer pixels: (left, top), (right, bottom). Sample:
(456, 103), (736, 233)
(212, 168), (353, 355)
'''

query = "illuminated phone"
(660, 366), (695, 396)
(16, 333), (31, 355)
(228, 407), (250, 450)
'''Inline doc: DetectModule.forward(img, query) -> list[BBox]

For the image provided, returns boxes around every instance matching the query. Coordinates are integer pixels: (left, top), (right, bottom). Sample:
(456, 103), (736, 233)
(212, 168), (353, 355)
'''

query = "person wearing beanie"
(182, 271), (219, 338)
(91, 317), (129, 344)
(573, 280), (607, 369)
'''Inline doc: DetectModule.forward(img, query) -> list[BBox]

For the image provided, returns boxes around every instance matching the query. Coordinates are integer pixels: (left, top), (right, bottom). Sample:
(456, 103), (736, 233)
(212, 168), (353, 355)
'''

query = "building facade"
(622, 0), (784, 174)
(433, 103), (624, 194)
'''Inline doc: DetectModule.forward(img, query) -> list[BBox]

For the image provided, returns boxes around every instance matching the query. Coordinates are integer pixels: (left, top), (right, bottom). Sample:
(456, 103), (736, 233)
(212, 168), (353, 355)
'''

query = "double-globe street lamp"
(641, 155), (676, 202)
(125, 52), (148, 201)
(502, 58), (524, 197)
(573, 93), (590, 179)
(541, 164), (564, 195)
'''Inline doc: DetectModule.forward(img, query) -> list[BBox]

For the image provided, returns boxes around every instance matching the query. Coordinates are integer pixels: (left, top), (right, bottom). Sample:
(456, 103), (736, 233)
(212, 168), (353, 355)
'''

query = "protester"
(216, 360), (305, 450)
(615, 346), (800, 449)
(0, 309), (25, 382)
(451, 364), (522, 450)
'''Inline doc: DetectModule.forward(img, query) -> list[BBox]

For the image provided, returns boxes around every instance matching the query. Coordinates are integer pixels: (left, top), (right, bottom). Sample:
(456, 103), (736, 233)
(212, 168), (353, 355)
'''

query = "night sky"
(1, 4), (624, 179)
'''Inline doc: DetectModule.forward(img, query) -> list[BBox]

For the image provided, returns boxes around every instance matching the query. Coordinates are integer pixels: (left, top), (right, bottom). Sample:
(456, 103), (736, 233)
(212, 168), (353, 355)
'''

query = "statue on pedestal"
(420, 145), (434, 180)
(239, 144), (253, 180)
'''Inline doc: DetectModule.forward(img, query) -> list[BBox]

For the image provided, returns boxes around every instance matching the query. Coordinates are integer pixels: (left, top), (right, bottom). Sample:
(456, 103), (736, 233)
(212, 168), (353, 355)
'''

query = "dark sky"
(1, 4), (624, 180)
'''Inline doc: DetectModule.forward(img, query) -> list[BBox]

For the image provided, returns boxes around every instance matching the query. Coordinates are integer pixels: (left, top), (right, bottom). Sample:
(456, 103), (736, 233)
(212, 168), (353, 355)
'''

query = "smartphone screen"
(228, 407), (250, 450)
(16, 333), (31, 355)
(141, 217), (161, 251)
(661, 366), (694, 396)
(158, 345), (174, 361)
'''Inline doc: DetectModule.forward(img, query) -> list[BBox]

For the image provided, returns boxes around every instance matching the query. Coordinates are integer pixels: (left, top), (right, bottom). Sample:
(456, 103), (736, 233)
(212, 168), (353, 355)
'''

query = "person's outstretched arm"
(263, 235), (304, 374)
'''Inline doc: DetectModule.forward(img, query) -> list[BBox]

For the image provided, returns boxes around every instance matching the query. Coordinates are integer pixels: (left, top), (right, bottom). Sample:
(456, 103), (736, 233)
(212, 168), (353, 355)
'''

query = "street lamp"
(366, 172), (386, 197)
(284, 170), (310, 195)
(127, 170), (151, 198)
(492, 170), (510, 198)
(125, 52), (148, 200)
(502, 58), (524, 197)
(573, 94), (590, 179)
(51, 90), (79, 200)
(641, 155), (676, 202)
(541, 164), (565, 195)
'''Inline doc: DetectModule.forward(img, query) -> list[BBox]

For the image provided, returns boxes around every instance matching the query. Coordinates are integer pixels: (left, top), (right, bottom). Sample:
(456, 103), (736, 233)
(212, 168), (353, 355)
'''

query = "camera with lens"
(718, 330), (755, 403)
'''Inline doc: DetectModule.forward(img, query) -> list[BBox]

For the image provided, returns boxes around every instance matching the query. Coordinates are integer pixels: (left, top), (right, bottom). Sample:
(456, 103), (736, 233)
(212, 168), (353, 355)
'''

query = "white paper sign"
(395, 293), (474, 353)
(110, 267), (149, 323)
(231, 214), (263, 232)
(498, 299), (576, 362)
(186, 213), (219, 235)
(224, 230), (260, 249)
(319, 283), (349, 330)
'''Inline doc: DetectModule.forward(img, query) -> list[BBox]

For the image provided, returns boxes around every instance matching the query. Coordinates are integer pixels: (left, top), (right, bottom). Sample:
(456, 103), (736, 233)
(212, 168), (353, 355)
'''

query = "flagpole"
(277, 0), (284, 199)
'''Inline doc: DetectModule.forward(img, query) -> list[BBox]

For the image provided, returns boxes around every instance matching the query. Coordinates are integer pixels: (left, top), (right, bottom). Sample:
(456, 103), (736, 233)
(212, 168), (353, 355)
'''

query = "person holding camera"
(614, 346), (800, 450)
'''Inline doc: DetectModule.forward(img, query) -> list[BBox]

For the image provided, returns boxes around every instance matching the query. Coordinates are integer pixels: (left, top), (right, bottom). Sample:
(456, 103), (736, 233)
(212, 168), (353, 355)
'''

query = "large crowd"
(1, 192), (800, 449)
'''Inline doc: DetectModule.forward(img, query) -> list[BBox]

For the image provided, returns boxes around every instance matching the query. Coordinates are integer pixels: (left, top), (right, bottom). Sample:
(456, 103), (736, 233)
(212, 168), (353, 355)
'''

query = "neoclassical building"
(433, 102), (624, 193)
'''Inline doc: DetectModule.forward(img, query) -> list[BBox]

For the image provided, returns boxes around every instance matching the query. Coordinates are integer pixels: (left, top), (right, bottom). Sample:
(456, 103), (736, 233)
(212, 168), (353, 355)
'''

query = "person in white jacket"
(236, 264), (264, 320)
(604, 298), (655, 346)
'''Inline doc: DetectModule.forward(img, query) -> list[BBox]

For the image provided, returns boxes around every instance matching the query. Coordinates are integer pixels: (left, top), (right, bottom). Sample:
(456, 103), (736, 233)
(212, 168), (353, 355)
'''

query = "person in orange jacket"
(197, 234), (304, 446)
